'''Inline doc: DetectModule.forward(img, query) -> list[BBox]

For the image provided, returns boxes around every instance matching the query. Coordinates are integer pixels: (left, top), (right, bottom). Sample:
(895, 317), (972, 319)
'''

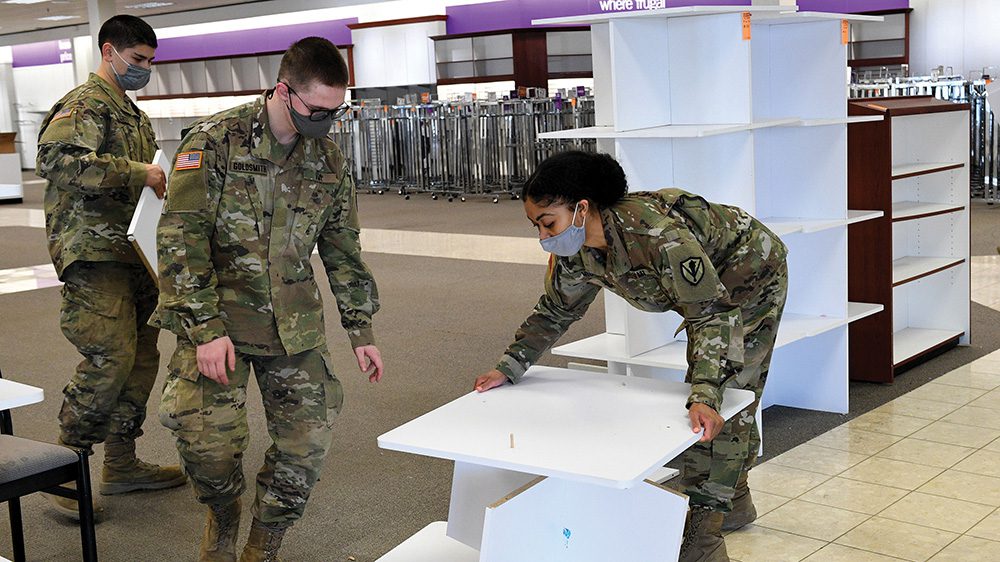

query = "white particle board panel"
(755, 12), (883, 25)
(892, 211), (968, 263)
(591, 23), (613, 128)
(891, 161), (965, 180)
(480, 477), (688, 562)
(605, 291), (627, 335)
(783, 227), (848, 318)
(754, 125), (847, 221)
(625, 308), (683, 357)
(377, 367), (754, 489)
(666, 13), (752, 125)
(761, 210), (882, 236)
(893, 265), (969, 345)
(762, 327), (849, 413)
(847, 209), (885, 224)
(751, 19), (846, 121)
(532, 5), (785, 26)
(536, 119), (798, 139)
(799, 115), (885, 126)
(848, 302), (884, 323)
(893, 328), (965, 365)
(892, 256), (965, 286)
(891, 112), (969, 167)
(892, 168), (969, 209)
(375, 522), (478, 562)
(447, 463), (539, 550)
(608, 18), (671, 131)
(891, 201), (965, 221)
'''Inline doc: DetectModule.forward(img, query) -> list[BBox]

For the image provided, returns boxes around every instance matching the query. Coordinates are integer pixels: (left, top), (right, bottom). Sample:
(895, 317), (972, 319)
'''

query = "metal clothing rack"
(334, 97), (595, 203)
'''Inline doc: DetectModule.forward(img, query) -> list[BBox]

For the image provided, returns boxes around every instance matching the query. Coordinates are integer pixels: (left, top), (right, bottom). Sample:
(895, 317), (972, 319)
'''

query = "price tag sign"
(742, 12), (751, 41)
(842, 20), (849, 45)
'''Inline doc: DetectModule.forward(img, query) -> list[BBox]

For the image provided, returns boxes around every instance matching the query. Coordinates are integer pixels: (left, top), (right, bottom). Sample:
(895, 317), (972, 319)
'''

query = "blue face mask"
(111, 46), (151, 91)
(540, 203), (587, 257)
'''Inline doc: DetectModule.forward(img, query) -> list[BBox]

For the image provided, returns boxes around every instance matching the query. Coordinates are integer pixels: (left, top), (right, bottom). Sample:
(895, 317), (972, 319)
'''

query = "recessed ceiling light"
(125, 1), (173, 7)
(4, 0), (51, 5)
(37, 15), (80, 21)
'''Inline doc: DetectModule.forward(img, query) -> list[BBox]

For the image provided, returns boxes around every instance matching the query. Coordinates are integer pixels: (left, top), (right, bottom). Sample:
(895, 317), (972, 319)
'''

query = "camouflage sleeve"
(497, 254), (600, 383)
(152, 133), (227, 346)
(660, 238), (743, 412)
(35, 101), (148, 192)
(317, 166), (380, 349)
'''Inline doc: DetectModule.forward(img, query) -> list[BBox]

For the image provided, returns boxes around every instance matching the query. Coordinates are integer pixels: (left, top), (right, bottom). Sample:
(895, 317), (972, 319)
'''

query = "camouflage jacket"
(497, 188), (788, 411)
(37, 73), (158, 278)
(151, 96), (379, 356)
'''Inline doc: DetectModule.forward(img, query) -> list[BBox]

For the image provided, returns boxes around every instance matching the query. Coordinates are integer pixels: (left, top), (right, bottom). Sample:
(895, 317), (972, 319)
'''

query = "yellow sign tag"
(842, 20), (849, 45)
(742, 12), (751, 41)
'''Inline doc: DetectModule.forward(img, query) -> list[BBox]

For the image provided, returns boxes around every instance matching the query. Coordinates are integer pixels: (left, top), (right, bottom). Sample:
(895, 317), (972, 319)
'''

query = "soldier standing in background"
(153, 37), (383, 562)
(37, 14), (186, 517)
(474, 151), (788, 562)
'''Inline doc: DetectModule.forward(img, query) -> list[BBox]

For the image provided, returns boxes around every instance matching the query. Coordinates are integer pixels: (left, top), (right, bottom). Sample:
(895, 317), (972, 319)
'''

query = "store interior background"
(3, 0), (1000, 561)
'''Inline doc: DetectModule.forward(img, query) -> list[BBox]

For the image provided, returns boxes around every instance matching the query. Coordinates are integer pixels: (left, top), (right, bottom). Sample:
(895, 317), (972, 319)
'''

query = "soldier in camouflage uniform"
(37, 15), (186, 517)
(474, 151), (787, 562)
(152, 37), (383, 562)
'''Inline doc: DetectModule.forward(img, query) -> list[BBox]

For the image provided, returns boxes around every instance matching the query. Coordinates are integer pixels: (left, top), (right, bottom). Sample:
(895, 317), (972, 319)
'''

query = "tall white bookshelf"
(536, 5), (885, 415)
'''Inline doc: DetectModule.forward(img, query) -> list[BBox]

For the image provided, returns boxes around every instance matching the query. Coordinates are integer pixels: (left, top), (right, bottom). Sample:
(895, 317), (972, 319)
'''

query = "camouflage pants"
(680, 264), (787, 513)
(58, 261), (160, 448)
(159, 340), (344, 527)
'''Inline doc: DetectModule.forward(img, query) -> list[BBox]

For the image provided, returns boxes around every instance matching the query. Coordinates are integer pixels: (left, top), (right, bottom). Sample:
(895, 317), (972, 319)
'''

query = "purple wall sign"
(447, 0), (908, 34)
(153, 18), (357, 63)
(12, 39), (73, 68)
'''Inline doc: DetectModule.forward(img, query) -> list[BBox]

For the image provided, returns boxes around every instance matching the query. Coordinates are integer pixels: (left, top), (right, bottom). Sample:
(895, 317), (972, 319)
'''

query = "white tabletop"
(378, 366), (754, 489)
(0, 378), (44, 410)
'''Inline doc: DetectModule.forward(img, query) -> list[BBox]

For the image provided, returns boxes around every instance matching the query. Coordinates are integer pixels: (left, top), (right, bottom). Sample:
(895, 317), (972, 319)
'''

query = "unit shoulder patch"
(680, 256), (705, 285)
(175, 151), (204, 171)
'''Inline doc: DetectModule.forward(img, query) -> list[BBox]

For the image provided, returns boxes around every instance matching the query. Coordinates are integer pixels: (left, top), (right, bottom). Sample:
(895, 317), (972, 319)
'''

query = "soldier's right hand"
(474, 370), (508, 393)
(144, 163), (167, 199)
(197, 336), (237, 385)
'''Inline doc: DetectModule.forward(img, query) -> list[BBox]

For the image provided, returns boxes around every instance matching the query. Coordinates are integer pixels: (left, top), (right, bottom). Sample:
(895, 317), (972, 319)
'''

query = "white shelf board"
(892, 256), (965, 286)
(553, 304), (881, 370)
(760, 210), (882, 236)
(891, 161), (965, 180)
(533, 5), (787, 26)
(893, 328), (965, 366)
(797, 116), (885, 127)
(891, 201), (966, 221)
(536, 119), (798, 140)
(375, 522), (479, 562)
(754, 11), (884, 25)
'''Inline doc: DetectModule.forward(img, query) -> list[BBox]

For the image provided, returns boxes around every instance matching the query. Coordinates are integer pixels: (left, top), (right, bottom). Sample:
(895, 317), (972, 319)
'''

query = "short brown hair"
(278, 37), (349, 90)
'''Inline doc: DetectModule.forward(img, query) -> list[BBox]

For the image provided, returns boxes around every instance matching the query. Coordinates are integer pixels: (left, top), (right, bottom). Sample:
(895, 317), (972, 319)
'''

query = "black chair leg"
(8, 497), (26, 562)
(75, 450), (98, 562)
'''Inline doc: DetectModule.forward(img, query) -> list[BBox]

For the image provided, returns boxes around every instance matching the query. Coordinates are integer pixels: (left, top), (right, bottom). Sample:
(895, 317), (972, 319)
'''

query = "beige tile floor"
(729, 352), (1000, 562)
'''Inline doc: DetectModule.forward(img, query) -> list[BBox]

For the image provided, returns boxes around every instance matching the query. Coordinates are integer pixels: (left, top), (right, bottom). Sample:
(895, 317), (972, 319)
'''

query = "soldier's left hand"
(688, 403), (724, 442)
(355, 345), (384, 383)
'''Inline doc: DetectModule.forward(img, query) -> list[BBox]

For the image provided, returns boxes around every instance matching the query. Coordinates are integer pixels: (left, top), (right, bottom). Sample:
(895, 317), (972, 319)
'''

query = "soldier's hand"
(144, 163), (167, 199)
(688, 403), (724, 442)
(474, 370), (508, 393)
(355, 345), (384, 383)
(197, 336), (236, 385)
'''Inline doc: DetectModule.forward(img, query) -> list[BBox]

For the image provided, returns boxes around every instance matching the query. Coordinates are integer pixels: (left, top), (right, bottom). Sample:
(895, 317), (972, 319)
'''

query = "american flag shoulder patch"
(175, 151), (203, 171)
(51, 107), (74, 122)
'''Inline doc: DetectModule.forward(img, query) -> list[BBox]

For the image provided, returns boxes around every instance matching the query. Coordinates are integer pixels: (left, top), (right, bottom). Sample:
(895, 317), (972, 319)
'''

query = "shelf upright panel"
(608, 18), (672, 132)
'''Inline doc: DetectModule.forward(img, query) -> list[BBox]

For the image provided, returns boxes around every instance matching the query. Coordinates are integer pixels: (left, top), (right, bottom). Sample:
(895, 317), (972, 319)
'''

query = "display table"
(377, 366), (754, 561)
(0, 378), (43, 410)
(0, 132), (23, 203)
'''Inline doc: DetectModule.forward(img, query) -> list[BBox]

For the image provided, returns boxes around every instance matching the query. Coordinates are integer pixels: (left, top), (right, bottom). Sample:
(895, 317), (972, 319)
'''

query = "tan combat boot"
(239, 519), (287, 562)
(44, 439), (104, 519)
(721, 471), (757, 532)
(100, 436), (187, 495)
(678, 506), (730, 562)
(200, 499), (242, 562)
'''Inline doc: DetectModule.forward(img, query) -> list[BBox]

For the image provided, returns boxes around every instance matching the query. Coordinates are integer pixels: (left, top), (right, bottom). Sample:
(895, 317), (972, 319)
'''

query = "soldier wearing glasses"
(152, 37), (382, 561)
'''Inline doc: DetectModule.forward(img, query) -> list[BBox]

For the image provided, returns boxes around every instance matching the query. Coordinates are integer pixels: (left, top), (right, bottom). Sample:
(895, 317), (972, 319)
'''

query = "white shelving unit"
(532, 5), (883, 416)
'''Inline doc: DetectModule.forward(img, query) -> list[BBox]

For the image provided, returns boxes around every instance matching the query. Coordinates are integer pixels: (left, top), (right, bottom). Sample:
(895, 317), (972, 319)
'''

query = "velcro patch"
(230, 160), (267, 175)
(174, 151), (203, 171)
(51, 107), (74, 122)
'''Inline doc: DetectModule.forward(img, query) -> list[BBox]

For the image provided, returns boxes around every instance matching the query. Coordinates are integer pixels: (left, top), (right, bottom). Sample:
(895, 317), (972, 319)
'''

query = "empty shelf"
(537, 119), (798, 140)
(892, 162), (965, 181)
(891, 201), (965, 222)
(533, 5), (786, 26)
(797, 116), (885, 127)
(892, 256), (965, 286)
(848, 302), (884, 322)
(893, 328), (965, 366)
(376, 522), (479, 562)
(761, 210), (883, 236)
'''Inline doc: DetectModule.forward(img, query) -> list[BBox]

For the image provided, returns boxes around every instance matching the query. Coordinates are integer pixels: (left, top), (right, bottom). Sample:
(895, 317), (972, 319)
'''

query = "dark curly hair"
(522, 151), (628, 210)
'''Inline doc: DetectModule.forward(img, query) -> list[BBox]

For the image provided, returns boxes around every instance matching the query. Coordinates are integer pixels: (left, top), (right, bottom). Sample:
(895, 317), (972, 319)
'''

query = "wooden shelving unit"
(848, 96), (971, 383)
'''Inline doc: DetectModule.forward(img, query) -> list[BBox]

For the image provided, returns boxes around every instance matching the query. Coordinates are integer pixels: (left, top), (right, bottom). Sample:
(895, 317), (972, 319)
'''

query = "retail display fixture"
(375, 366), (754, 561)
(0, 132), (22, 203)
(847, 96), (971, 383)
(536, 4), (884, 415)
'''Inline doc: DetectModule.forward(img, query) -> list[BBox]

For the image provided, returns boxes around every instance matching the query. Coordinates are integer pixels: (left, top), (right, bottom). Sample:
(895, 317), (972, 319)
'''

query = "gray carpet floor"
(1, 181), (998, 561)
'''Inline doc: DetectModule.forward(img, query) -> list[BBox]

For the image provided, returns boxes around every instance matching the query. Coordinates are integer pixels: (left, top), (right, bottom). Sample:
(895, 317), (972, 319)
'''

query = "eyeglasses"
(283, 82), (350, 121)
